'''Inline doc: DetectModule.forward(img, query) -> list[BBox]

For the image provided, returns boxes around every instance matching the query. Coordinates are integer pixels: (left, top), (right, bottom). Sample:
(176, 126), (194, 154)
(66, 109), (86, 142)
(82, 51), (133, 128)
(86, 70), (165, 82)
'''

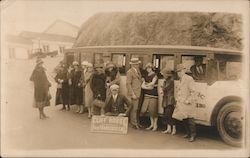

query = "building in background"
(19, 31), (76, 55)
(4, 20), (79, 59)
(5, 34), (33, 59)
(43, 19), (79, 38)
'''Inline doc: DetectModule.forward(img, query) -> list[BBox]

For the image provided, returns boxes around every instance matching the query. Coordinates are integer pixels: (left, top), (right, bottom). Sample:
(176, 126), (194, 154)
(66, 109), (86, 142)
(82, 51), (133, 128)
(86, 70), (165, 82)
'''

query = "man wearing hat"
(172, 64), (196, 142)
(190, 56), (206, 80)
(104, 84), (132, 117)
(126, 57), (143, 129)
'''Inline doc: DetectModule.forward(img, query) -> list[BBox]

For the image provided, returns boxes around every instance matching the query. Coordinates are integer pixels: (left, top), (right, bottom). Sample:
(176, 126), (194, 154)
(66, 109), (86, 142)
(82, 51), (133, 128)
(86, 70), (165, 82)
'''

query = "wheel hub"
(224, 111), (242, 139)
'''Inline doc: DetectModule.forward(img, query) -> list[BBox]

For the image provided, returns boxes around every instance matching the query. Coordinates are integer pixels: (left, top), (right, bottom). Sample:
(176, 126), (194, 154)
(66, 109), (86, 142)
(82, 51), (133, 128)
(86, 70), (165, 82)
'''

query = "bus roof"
(65, 45), (242, 55)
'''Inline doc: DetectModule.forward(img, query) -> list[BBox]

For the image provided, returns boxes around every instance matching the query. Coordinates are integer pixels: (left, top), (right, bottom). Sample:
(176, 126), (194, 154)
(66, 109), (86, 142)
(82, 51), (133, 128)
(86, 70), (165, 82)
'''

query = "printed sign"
(91, 116), (128, 134)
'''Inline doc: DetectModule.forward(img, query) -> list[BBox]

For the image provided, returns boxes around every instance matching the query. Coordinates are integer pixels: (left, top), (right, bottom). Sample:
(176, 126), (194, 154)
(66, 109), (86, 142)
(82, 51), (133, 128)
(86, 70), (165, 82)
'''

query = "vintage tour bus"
(63, 45), (244, 147)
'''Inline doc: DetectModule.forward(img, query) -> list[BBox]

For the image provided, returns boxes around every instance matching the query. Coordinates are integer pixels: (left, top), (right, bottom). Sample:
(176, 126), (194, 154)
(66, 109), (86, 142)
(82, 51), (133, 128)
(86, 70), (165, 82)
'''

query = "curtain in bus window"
(160, 56), (174, 71)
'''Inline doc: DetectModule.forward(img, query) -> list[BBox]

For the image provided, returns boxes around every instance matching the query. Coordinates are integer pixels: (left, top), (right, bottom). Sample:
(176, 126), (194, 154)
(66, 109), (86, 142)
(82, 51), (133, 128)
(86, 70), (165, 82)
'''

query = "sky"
(1, 0), (248, 35)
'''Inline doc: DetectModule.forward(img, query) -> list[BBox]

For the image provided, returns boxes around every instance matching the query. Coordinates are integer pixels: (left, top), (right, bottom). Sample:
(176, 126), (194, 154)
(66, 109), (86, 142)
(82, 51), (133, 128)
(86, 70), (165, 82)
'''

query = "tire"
(217, 102), (243, 147)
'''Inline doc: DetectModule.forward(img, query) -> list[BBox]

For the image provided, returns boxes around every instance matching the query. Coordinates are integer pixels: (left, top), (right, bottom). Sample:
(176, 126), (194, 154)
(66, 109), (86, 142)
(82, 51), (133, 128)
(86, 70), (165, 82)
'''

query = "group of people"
(30, 57), (201, 142)
(53, 60), (121, 118)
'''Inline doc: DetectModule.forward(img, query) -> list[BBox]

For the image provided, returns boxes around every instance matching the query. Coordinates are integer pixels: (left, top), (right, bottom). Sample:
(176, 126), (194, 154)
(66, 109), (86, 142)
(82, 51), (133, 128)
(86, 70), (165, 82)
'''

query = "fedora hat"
(176, 64), (186, 72)
(129, 57), (141, 65)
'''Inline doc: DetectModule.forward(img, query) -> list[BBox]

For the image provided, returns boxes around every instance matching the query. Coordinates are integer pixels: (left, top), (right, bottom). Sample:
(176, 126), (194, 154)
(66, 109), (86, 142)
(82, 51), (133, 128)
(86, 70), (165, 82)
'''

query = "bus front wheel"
(217, 102), (243, 147)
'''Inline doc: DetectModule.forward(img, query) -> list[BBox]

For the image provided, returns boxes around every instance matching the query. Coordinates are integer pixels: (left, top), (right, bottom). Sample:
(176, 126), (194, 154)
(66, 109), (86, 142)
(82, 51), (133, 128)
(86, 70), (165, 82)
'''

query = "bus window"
(218, 61), (242, 80)
(227, 62), (242, 80)
(94, 53), (110, 65)
(81, 52), (93, 63)
(181, 55), (206, 81)
(112, 54), (126, 74)
(66, 54), (74, 67)
(160, 55), (175, 71)
(215, 54), (242, 81)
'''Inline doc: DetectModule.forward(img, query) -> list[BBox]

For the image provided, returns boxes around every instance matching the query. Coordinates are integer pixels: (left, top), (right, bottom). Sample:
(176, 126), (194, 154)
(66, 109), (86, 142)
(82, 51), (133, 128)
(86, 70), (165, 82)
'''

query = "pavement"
(1, 56), (239, 156)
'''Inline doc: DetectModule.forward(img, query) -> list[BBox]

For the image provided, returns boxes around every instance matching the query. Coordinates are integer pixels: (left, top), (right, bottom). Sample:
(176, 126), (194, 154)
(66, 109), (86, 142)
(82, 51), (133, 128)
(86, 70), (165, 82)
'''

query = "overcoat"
(30, 66), (51, 108)
(68, 69), (83, 105)
(84, 70), (94, 107)
(55, 67), (70, 105)
(90, 71), (106, 101)
(162, 77), (175, 107)
(105, 67), (121, 97)
(172, 74), (195, 120)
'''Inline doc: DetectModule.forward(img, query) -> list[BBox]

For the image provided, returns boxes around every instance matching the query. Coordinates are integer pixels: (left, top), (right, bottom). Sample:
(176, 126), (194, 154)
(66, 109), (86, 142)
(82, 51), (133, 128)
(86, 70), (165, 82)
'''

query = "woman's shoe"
(171, 126), (176, 135)
(183, 134), (190, 138)
(146, 126), (153, 130)
(67, 106), (70, 111)
(88, 114), (92, 119)
(152, 126), (157, 131)
(162, 125), (171, 134)
(42, 113), (49, 119)
(161, 129), (170, 134)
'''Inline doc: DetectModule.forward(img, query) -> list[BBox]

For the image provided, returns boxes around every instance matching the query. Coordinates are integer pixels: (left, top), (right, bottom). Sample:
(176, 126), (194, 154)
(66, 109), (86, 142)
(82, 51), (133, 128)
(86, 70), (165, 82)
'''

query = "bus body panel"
(205, 80), (243, 124)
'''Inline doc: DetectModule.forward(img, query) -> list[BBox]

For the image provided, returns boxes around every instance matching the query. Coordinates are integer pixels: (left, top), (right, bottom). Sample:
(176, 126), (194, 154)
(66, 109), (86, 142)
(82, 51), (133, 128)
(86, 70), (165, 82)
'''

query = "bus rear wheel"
(217, 102), (243, 147)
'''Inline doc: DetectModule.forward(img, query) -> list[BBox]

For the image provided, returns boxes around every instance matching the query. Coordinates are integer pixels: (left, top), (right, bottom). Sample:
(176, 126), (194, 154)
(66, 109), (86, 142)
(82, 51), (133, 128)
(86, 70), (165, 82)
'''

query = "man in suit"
(190, 56), (206, 80)
(104, 84), (132, 117)
(126, 58), (143, 129)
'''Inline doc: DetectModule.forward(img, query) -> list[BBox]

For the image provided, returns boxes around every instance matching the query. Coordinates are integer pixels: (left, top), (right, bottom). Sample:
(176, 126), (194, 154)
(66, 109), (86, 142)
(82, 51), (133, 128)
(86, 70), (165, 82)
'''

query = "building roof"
(74, 12), (242, 50)
(19, 31), (76, 43)
(5, 34), (33, 45)
(43, 19), (79, 37)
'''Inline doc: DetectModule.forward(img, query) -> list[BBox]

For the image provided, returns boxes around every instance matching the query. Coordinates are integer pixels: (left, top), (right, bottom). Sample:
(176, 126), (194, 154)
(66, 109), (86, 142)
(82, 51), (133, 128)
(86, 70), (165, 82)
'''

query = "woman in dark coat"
(55, 61), (70, 110)
(68, 61), (83, 112)
(160, 68), (176, 135)
(30, 59), (51, 119)
(105, 62), (120, 97)
(90, 63), (106, 115)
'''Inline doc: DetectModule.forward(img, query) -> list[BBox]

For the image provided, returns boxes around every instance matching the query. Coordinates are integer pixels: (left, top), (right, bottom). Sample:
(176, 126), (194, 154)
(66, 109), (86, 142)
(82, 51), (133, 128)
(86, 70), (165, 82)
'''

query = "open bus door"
(65, 54), (74, 67)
